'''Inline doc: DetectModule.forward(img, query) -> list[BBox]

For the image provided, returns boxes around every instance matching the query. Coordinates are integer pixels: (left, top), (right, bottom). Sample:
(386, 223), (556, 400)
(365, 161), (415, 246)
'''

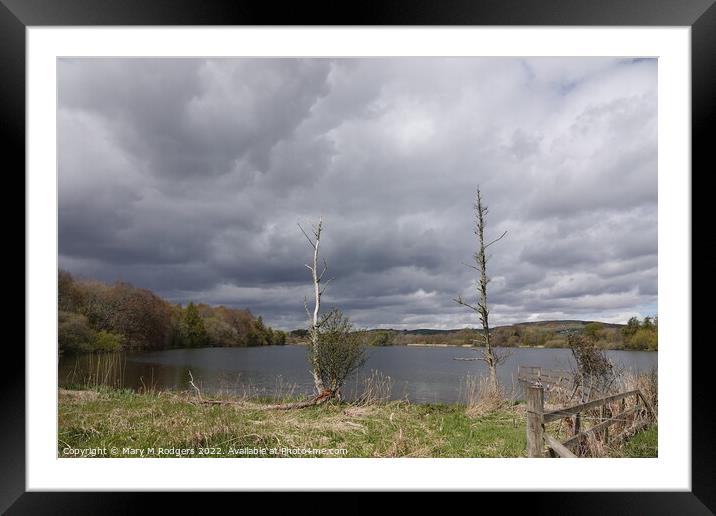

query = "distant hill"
(362, 320), (624, 335)
(495, 320), (625, 332)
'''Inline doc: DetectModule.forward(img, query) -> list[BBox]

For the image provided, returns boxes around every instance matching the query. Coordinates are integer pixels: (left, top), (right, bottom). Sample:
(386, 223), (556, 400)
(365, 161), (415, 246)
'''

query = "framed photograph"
(7, 0), (712, 511)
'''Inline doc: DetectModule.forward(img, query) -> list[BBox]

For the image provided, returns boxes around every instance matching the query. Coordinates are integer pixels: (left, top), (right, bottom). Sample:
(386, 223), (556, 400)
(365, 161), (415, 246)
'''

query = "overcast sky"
(58, 57), (657, 330)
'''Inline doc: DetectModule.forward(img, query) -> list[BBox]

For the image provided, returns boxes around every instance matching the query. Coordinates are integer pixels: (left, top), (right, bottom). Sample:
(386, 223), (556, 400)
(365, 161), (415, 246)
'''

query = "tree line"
(480, 318), (657, 351)
(58, 270), (286, 353)
(287, 319), (657, 351)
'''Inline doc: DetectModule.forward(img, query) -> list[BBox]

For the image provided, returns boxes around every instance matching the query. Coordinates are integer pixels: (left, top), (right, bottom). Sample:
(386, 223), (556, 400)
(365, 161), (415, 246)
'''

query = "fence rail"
(522, 368), (655, 458)
(544, 433), (577, 458)
(543, 389), (644, 423)
(518, 365), (574, 388)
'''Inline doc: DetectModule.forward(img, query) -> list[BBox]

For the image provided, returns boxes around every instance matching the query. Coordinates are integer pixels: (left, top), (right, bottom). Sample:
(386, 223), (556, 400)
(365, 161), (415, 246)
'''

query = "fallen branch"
(190, 388), (337, 410)
(263, 388), (336, 410)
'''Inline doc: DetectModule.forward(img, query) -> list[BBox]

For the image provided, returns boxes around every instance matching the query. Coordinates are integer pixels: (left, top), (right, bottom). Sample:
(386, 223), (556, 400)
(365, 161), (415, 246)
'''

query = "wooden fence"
(520, 367), (655, 458)
(518, 365), (574, 388)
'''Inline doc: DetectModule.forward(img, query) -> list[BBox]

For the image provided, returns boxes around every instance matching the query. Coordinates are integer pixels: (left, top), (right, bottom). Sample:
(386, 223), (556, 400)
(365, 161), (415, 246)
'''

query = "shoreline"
(60, 343), (658, 355)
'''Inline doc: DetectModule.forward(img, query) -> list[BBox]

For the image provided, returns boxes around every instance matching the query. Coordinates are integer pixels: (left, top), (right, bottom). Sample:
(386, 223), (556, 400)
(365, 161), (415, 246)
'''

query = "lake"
(58, 345), (657, 404)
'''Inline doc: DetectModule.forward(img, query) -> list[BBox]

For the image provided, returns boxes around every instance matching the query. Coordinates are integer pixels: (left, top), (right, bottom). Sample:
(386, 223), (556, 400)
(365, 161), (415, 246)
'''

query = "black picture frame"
(5, 0), (712, 512)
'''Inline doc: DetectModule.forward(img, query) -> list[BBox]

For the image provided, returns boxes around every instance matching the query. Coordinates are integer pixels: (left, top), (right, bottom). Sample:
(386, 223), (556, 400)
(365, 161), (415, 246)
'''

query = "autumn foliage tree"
(57, 270), (285, 352)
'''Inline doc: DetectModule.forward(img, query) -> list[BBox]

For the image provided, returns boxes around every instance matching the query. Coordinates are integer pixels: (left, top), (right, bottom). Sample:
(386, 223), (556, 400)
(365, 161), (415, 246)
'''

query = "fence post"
(574, 412), (581, 435)
(601, 404), (609, 443)
(526, 383), (545, 458)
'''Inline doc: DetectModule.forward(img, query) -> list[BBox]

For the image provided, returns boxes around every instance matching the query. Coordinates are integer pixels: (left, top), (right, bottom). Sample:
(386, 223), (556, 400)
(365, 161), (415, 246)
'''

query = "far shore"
(59, 342), (658, 355)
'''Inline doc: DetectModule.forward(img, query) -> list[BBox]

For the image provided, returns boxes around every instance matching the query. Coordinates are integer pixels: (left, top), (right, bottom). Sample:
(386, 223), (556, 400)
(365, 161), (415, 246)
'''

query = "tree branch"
(304, 296), (311, 320)
(319, 277), (335, 295)
(318, 258), (328, 281)
(461, 261), (481, 272)
(297, 223), (316, 249)
(454, 296), (480, 313)
(316, 311), (332, 329)
(484, 230), (508, 249)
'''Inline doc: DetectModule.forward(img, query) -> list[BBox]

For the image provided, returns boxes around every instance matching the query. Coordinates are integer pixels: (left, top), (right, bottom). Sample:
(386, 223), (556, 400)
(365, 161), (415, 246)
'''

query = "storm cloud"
(58, 57), (657, 329)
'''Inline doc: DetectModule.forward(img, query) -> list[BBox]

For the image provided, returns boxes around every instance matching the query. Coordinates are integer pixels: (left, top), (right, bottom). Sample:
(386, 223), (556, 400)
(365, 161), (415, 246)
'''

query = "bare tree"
(298, 217), (333, 395)
(455, 187), (508, 391)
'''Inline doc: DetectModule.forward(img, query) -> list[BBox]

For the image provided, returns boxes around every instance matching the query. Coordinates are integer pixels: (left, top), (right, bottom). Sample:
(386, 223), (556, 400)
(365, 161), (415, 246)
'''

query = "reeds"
(64, 352), (126, 390)
(353, 370), (393, 405)
(460, 375), (508, 417)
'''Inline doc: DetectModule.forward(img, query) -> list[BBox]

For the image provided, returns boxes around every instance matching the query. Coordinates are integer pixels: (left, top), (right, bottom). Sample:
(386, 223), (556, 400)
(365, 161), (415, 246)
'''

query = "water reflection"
(58, 345), (657, 403)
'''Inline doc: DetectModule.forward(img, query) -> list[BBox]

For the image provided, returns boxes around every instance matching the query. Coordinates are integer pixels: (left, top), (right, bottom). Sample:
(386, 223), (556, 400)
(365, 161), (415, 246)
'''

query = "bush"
(627, 328), (658, 351)
(204, 316), (240, 347)
(309, 309), (366, 395)
(369, 330), (395, 347)
(94, 330), (124, 351)
(568, 332), (616, 395)
(272, 330), (287, 345)
(584, 322), (604, 339)
(59, 311), (97, 353)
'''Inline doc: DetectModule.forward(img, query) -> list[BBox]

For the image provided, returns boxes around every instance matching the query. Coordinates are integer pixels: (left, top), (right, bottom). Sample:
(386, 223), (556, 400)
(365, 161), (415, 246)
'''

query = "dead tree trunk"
(455, 188), (507, 392)
(299, 217), (332, 394)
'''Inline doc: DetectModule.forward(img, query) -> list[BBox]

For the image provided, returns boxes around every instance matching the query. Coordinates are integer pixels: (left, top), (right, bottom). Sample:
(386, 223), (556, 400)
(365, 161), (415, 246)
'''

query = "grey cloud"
(58, 57), (657, 329)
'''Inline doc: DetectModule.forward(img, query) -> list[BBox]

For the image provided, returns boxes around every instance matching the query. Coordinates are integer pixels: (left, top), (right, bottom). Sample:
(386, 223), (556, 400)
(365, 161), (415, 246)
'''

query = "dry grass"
(352, 370), (393, 405)
(58, 370), (657, 459)
(460, 375), (510, 417)
(58, 387), (527, 458)
(540, 370), (658, 457)
(619, 369), (658, 416)
(59, 388), (103, 402)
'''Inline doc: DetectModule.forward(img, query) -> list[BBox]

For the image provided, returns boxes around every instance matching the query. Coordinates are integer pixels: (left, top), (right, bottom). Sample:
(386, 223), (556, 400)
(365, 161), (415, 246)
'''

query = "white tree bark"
(299, 218), (332, 394)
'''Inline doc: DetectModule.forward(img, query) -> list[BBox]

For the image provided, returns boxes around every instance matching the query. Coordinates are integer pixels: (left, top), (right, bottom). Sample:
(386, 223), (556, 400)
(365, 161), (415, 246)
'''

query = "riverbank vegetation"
(59, 269), (287, 354)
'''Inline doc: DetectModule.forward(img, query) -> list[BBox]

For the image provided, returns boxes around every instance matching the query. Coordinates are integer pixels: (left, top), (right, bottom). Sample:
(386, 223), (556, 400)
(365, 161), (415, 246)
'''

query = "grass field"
(58, 388), (656, 458)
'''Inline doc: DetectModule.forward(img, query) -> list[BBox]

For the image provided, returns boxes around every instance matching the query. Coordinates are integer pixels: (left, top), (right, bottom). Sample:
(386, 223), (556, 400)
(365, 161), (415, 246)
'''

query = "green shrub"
(370, 331), (395, 346)
(94, 330), (124, 351)
(584, 322), (604, 339)
(59, 311), (97, 353)
(627, 328), (657, 351)
(309, 309), (366, 394)
(204, 317), (240, 347)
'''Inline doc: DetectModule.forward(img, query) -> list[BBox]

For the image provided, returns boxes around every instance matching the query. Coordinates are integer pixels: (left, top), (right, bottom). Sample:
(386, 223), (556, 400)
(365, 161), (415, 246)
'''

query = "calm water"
(58, 345), (657, 404)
